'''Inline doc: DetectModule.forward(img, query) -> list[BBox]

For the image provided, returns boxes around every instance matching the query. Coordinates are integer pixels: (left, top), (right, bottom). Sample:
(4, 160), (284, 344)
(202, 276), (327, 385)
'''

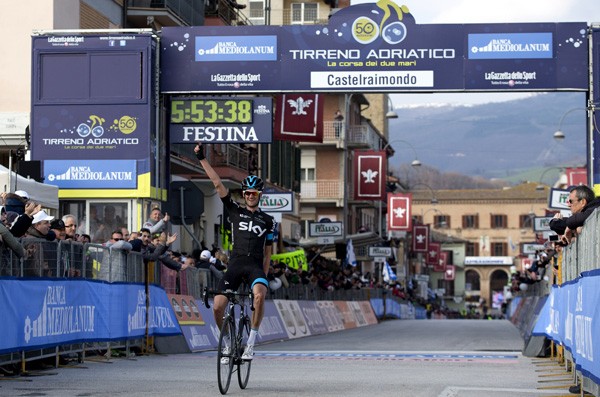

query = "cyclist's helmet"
(241, 175), (264, 191)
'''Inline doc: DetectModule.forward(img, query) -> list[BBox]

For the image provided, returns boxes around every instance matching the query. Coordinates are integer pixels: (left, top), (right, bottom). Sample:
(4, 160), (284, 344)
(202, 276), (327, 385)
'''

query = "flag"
(388, 193), (412, 231)
(508, 236), (517, 252)
(426, 242), (440, 267)
(354, 150), (386, 200)
(274, 94), (323, 142)
(382, 261), (397, 283)
(345, 239), (357, 267)
(412, 225), (429, 252)
(444, 264), (455, 281)
(434, 249), (447, 272)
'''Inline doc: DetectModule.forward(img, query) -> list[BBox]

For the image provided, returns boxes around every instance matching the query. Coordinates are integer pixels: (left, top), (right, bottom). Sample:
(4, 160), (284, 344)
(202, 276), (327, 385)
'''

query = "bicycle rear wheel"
(217, 317), (235, 395)
(237, 314), (252, 389)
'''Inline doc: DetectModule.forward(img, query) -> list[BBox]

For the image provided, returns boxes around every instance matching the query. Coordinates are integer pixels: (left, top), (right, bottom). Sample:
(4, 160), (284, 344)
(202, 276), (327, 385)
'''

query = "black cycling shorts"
(216, 256), (268, 292)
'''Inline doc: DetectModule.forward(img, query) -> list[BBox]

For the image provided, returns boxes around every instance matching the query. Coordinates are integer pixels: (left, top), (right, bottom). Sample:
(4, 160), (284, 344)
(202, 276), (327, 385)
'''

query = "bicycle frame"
(203, 287), (254, 395)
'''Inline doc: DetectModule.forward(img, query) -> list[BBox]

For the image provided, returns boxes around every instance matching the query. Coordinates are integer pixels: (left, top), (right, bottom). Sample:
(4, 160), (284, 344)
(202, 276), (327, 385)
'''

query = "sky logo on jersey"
(239, 220), (268, 237)
(468, 32), (552, 59)
(195, 36), (277, 62)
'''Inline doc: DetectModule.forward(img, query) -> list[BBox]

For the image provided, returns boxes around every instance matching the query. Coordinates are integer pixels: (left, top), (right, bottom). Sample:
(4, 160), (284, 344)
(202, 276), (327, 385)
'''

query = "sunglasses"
(244, 191), (260, 198)
(568, 198), (579, 204)
(112, 237), (123, 241)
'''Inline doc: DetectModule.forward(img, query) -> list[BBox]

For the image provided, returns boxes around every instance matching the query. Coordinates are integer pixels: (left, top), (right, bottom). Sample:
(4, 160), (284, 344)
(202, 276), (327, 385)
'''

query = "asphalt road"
(0, 320), (576, 397)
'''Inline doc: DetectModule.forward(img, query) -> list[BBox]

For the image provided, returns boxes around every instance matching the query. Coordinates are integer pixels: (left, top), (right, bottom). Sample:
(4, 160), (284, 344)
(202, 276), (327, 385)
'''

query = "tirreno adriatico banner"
(160, 1), (588, 93)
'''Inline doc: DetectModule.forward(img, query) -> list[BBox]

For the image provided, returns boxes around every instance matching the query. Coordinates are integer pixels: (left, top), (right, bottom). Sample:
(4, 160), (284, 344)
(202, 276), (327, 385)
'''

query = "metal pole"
(342, 94), (351, 241)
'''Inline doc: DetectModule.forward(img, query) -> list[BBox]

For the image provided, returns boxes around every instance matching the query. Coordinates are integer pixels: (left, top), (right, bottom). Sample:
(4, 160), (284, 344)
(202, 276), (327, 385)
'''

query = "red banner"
(353, 150), (386, 201)
(412, 225), (429, 252)
(566, 167), (587, 186)
(434, 248), (447, 272)
(426, 242), (440, 267)
(433, 251), (448, 272)
(444, 264), (455, 281)
(388, 193), (412, 231)
(274, 94), (323, 142)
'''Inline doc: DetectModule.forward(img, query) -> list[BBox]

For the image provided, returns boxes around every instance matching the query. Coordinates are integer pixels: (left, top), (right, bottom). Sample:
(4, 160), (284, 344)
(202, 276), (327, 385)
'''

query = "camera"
(548, 234), (559, 241)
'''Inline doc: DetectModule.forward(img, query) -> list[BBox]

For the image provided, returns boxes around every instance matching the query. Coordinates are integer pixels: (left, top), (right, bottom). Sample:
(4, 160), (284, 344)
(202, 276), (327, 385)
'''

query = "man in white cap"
(14, 190), (29, 200)
(26, 210), (56, 241)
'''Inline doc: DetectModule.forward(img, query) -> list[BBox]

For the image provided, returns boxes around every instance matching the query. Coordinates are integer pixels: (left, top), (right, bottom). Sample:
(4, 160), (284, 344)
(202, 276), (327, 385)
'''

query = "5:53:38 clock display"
(170, 98), (253, 124)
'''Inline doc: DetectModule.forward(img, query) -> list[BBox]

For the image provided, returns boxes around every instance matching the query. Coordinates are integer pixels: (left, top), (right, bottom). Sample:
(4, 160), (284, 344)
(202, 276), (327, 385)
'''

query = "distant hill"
(387, 92), (587, 183)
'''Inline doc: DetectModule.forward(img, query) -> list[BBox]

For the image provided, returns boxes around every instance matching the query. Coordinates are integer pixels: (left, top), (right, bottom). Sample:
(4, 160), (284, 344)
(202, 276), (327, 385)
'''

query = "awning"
(300, 231), (383, 259)
(0, 165), (59, 209)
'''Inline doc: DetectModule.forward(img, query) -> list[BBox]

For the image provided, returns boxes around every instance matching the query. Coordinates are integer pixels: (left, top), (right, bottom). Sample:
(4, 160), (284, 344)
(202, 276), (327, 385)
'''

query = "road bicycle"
(203, 287), (254, 395)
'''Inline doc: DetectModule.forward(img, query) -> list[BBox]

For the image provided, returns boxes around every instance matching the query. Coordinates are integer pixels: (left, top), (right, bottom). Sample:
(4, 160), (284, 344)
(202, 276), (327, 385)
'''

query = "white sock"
(247, 328), (258, 346)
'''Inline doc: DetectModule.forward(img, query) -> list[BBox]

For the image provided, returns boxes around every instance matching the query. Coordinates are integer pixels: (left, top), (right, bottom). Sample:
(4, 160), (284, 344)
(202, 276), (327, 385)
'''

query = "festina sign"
(308, 222), (343, 237)
(368, 247), (393, 258)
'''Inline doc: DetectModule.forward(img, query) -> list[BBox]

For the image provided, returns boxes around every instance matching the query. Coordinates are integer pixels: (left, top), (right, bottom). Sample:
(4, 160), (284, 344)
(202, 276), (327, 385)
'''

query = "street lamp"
(383, 139), (422, 167)
(535, 167), (565, 191)
(553, 107), (588, 140)
(410, 182), (439, 204)
(386, 95), (398, 119)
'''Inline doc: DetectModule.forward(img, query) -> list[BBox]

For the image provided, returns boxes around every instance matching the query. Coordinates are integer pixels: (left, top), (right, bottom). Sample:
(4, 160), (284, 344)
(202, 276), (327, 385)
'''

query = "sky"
(349, 0), (600, 106)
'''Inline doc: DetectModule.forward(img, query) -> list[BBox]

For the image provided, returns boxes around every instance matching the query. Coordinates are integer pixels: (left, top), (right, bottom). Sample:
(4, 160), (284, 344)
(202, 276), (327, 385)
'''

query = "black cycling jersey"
(221, 193), (276, 261)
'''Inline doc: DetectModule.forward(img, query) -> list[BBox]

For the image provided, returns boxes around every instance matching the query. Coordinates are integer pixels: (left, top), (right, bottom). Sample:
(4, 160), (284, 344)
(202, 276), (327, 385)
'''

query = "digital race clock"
(170, 98), (253, 124)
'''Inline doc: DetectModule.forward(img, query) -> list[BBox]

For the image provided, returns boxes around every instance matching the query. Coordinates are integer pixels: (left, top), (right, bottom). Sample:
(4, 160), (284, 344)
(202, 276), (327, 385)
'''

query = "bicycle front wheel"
(237, 314), (252, 389)
(217, 317), (235, 395)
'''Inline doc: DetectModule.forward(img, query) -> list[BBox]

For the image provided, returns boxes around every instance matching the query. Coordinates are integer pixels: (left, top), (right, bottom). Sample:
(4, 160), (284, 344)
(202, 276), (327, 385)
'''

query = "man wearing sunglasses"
(195, 143), (276, 361)
(550, 185), (600, 244)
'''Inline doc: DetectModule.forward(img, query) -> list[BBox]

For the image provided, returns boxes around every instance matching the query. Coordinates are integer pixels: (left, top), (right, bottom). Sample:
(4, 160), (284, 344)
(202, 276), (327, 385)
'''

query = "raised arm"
(194, 143), (228, 198)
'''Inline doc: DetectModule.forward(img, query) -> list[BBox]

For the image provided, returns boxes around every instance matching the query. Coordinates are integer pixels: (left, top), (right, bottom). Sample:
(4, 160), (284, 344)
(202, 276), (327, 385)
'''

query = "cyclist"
(195, 143), (276, 361)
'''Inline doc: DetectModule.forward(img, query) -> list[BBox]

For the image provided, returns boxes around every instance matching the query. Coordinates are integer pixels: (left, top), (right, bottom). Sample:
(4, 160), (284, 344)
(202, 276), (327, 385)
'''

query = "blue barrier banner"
(533, 271), (600, 383)
(0, 279), (180, 354)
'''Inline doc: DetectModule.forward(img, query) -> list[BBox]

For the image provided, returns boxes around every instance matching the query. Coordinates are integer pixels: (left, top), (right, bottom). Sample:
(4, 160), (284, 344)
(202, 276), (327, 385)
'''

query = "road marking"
(438, 386), (569, 396)
(257, 351), (520, 363)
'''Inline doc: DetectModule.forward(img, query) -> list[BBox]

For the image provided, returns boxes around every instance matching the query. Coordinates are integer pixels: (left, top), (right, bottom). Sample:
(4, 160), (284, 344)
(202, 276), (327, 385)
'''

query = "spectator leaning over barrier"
(105, 230), (133, 251)
(6, 201), (41, 238)
(0, 221), (25, 259)
(549, 185), (600, 245)
(130, 228), (178, 265)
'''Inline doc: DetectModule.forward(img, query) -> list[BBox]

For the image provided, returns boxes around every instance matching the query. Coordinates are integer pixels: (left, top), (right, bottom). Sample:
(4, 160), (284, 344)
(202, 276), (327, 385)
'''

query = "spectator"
(8, 201), (41, 238)
(549, 185), (600, 244)
(26, 211), (56, 241)
(50, 219), (66, 241)
(333, 110), (344, 138)
(2, 192), (27, 215)
(143, 207), (169, 235)
(62, 214), (78, 240)
(120, 227), (131, 241)
(78, 234), (91, 244)
(0, 221), (25, 258)
(195, 249), (226, 279)
(130, 228), (178, 265)
(105, 230), (133, 251)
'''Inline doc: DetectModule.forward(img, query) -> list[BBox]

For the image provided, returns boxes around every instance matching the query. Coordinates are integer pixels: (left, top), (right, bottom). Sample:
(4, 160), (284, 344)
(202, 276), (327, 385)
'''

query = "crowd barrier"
(157, 294), (378, 353)
(0, 239), (387, 372)
(527, 208), (600, 396)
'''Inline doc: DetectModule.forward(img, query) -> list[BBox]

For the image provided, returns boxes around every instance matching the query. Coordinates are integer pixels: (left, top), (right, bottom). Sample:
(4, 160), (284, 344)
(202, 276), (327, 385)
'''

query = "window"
(462, 214), (479, 229)
(301, 168), (315, 180)
(434, 215), (450, 228)
(291, 3), (318, 24)
(249, 0), (265, 24)
(519, 214), (534, 229)
(490, 242), (507, 256)
(437, 279), (454, 297)
(491, 214), (507, 228)
(466, 242), (479, 256)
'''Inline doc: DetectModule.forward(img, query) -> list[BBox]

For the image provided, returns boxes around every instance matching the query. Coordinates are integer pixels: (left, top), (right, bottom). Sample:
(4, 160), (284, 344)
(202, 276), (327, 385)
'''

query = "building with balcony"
(1, 0), (300, 255)
(410, 182), (552, 314)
